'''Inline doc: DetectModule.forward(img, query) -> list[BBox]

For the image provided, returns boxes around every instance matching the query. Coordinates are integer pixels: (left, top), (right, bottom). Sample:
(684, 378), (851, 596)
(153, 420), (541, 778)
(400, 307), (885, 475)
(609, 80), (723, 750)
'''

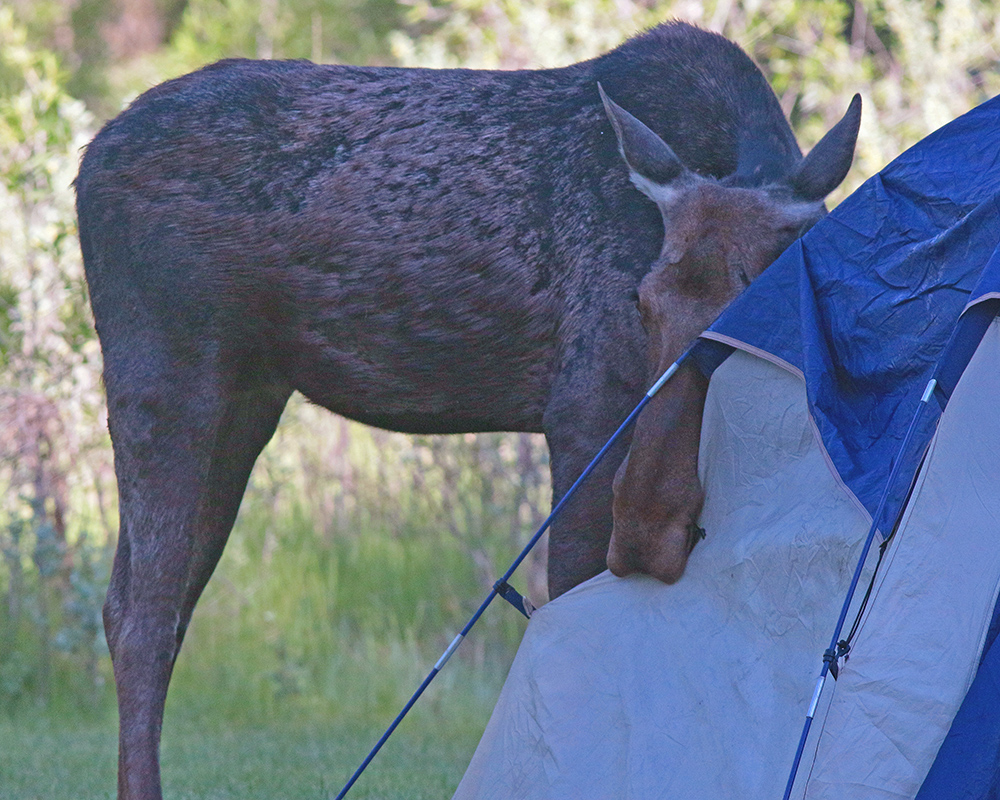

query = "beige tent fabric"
(798, 319), (1000, 800)
(453, 350), (874, 800)
(454, 322), (1000, 799)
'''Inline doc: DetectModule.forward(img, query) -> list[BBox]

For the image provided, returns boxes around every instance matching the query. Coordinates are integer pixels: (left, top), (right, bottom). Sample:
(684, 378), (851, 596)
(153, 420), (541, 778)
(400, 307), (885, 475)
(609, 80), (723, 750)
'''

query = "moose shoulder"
(76, 20), (858, 800)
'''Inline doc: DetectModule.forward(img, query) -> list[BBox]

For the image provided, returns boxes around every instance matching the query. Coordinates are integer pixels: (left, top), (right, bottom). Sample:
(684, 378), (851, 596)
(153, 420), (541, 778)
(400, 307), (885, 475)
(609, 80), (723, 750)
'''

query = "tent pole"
(333, 348), (694, 799)
(781, 377), (938, 800)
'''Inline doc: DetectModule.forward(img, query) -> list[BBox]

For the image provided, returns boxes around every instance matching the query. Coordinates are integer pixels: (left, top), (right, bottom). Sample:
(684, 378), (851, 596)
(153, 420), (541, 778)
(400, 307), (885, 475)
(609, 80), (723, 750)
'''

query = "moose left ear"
(599, 82), (692, 196)
(787, 94), (862, 203)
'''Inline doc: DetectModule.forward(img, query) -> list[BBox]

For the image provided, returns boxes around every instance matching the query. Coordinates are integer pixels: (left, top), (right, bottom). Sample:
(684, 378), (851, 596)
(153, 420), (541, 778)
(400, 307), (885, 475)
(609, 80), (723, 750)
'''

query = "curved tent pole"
(780, 376), (938, 800)
(781, 294), (1000, 800)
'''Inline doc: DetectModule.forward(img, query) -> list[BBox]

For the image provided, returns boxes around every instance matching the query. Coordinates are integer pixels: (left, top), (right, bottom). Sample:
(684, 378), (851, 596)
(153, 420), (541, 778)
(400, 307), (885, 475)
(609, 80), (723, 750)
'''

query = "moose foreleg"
(543, 345), (645, 598)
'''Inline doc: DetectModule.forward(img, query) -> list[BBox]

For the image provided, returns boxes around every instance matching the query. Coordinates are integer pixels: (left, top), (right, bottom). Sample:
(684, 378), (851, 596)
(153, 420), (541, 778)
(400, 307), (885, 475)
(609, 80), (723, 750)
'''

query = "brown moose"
(75, 21), (859, 799)
(602, 85), (861, 582)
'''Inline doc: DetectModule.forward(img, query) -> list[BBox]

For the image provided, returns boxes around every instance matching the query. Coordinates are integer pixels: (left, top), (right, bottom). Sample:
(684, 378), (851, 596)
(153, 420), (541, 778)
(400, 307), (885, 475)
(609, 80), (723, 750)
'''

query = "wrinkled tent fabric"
(453, 331), (1000, 799)
(798, 319), (1000, 799)
(453, 352), (874, 799)
(453, 94), (1000, 799)
(911, 299), (1000, 800)
(702, 94), (1000, 537)
(700, 94), (1000, 794)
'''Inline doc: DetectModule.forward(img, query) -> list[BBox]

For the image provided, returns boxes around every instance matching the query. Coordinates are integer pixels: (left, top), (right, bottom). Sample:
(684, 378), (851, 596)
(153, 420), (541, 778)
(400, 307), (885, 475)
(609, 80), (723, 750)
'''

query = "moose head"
(602, 85), (861, 583)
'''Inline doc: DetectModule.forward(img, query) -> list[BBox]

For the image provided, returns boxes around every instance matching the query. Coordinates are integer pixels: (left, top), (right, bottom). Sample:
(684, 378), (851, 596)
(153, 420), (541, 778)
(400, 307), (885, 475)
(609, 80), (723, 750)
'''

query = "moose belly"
(279, 270), (557, 434)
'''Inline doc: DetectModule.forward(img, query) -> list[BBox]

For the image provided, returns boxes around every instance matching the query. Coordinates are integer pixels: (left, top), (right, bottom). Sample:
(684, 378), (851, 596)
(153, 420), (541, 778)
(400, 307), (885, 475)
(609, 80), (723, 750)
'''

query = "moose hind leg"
(103, 379), (289, 800)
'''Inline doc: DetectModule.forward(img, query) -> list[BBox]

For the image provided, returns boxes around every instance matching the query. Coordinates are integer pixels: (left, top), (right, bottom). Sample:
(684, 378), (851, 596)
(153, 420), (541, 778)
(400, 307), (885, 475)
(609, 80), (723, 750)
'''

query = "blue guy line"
(333, 347), (694, 799)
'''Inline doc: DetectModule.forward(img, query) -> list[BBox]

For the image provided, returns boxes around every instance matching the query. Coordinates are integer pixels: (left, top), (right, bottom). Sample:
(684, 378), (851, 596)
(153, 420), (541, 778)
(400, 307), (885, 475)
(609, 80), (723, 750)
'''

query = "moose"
(76, 20), (859, 800)
(603, 85), (860, 583)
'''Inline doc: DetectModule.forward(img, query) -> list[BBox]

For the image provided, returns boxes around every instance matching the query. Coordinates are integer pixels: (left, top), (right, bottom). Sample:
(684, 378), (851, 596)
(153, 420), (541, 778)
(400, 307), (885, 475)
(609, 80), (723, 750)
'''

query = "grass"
(0, 467), (535, 798)
(0, 503), (524, 799)
(0, 666), (504, 800)
(0, 712), (117, 800)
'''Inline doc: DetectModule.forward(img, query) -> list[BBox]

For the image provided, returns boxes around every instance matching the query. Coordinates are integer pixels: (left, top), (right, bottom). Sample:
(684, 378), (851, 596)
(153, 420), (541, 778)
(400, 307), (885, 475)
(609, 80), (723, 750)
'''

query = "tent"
(452, 94), (1000, 799)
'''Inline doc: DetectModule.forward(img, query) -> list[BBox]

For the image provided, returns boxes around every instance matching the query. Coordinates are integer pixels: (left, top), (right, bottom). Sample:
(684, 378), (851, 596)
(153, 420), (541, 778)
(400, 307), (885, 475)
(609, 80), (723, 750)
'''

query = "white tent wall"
(453, 350), (877, 800)
(798, 317), (1000, 800)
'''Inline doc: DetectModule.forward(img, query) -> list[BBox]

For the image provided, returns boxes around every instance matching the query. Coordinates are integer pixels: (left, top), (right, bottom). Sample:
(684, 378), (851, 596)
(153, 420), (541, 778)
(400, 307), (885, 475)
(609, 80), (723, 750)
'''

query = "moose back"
(76, 21), (858, 799)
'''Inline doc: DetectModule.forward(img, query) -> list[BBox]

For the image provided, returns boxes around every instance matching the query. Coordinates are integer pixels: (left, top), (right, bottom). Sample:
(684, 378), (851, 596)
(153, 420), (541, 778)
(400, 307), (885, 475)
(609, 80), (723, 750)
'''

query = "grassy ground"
(0, 683), (500, 800)
(0, 488), (531, 799)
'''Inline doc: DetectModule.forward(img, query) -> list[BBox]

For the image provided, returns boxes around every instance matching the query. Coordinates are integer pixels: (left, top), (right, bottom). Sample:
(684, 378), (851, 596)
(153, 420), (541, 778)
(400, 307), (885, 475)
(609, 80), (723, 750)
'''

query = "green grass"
(0, 712), (117, 799)
(0, 483), (532, 798)
(0, 499), (521, 799)
(157, 496), (528, 729)
(0, 676), (502, 800)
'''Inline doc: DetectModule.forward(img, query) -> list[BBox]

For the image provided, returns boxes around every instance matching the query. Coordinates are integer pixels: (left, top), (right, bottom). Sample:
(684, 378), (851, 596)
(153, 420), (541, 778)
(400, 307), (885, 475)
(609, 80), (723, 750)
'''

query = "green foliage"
(167, 399), (544, 723)
(0, 0), (998, 744)
(0, 6), (101, 451)
(0, 500), (112, 713)
(390, 0), (657, 68)
(0, 9), (112, 713)
(705, 0), (1000, 200)
(170, 0), (403, 63)
(128, 0), (406, 105)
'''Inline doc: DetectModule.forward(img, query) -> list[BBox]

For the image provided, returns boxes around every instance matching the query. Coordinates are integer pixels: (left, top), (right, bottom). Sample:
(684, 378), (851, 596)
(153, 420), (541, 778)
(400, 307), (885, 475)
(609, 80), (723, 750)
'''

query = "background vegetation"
(0, 0), (997, 795)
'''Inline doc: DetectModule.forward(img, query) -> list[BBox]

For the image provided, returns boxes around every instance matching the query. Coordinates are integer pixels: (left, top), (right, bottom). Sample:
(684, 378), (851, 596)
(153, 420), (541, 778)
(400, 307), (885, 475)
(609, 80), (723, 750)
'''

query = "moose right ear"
(786, 94), (862, 203)
(599, 82), (692, 201)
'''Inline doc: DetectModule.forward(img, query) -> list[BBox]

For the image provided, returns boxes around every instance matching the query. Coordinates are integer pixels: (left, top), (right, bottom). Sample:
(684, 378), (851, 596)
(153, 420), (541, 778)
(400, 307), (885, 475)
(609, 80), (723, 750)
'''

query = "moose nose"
(607, 522), (705, 584)
(606, 536), (641, 578)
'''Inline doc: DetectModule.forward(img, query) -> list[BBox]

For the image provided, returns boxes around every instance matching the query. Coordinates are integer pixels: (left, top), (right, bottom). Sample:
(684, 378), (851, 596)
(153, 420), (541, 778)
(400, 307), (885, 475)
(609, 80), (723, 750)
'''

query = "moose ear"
(786, 94), (862, 203)
(599, 82), (692, 201)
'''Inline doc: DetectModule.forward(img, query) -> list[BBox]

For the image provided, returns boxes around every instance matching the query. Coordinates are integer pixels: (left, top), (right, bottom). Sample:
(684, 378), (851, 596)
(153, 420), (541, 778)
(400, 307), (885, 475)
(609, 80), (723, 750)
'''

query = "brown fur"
(608, 182), (832, 581)
(75, 22), (858, 798)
